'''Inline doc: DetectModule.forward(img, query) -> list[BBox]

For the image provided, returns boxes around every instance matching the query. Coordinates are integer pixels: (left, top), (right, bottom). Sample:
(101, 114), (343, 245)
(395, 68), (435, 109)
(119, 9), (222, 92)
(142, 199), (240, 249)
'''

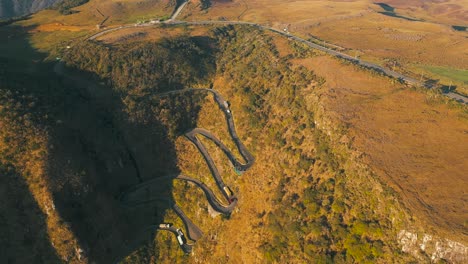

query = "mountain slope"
(0, 0), (60, 19)
(62, 25), (467, 263)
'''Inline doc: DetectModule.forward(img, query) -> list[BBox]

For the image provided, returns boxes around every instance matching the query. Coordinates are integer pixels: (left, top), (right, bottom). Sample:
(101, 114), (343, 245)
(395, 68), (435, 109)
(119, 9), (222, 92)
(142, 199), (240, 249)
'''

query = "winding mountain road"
(119, 88), (255, 253)
(61, 0), (467, 257)
(55, 61), (254, 253)
(157, 225), (193, 253)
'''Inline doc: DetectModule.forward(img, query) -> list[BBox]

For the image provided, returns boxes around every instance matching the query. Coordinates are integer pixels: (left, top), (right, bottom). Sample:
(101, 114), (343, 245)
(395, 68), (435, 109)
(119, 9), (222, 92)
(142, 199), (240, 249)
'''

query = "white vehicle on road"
(224, 101), (231, 113)
(159, 223), (172, 229)
(223, 186), (233, 197)
(176, 229), (185, 245)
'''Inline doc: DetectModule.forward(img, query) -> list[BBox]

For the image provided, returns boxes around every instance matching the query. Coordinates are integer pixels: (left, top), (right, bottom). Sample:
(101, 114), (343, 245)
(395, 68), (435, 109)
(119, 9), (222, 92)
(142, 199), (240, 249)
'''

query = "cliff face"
(0, 0), (60, 19)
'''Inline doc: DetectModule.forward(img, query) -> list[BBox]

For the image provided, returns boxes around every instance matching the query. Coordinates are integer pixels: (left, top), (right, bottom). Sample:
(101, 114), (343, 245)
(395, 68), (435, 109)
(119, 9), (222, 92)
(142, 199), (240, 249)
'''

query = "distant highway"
(85, 0), (468, 104)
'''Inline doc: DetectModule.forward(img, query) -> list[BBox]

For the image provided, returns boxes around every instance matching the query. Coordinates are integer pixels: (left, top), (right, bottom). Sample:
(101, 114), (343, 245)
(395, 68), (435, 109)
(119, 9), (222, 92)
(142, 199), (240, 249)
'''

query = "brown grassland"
(23, 0), (175, 27)
(12, 0), (468, 93)
(95, 25), (212, 44)
(182, 0), (468, 94)
(293, 54), (468, 242)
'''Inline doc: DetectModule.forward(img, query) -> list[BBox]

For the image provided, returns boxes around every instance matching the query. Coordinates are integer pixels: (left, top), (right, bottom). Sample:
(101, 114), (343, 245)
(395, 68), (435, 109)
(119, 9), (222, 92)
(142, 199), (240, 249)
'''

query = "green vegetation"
(51, 0), (89, 15)
(64, 36), (215, 93)
(200, 0), (212, 10)
(410, 65), (468, 95)
(212, 26), (414, 263)
(64, 35), (215, 138)
(263, 129), (396, 263)
(423, 65), (468, 84)
(0, 53), (81, 262)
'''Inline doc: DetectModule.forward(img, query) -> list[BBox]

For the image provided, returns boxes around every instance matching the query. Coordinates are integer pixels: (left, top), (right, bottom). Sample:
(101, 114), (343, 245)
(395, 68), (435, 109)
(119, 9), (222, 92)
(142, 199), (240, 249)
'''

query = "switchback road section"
(119, 88), (255, 254)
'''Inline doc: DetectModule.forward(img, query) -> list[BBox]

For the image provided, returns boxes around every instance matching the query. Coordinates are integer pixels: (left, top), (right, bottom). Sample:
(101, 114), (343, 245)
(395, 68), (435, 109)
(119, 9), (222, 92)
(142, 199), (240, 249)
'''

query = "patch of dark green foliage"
(52, 0), (89, 15)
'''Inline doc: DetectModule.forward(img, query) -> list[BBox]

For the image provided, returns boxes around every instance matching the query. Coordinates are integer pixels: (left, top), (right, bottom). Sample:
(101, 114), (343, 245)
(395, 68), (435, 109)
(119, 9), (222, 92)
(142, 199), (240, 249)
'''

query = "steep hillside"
(0, 30), (215, 263)
(0, 0), (60, 19)
(60, 25), (467, 263)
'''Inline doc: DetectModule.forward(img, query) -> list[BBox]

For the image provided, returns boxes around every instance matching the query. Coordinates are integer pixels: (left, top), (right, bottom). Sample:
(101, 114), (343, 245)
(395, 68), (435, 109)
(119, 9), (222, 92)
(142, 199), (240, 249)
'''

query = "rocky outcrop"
(398, 230), (468, 263)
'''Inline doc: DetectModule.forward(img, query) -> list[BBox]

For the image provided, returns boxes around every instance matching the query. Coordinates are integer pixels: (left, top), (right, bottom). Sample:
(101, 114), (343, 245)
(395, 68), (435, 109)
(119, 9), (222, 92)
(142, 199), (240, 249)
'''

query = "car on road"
(159, 223), (172, 229)
(224, 101), (231, 112)
(223, 186), (233, 197)
(176, 229), (186, 245)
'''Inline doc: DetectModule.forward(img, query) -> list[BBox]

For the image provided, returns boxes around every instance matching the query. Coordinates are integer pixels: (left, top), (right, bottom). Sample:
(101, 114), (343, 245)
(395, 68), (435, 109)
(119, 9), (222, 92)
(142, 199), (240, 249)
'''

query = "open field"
(183, 0), (468, 94)
(1, 0), (179, 59)
(19, 0), (175, 28)
(8, 0), (467, 93)
(304, 12), (467, 68)
(295, 54), (468, 242)
(94, 25), (212, 44)
(422, 66), (468, 84)
(408, 64), (468, 95)
(377, 0), (468, 26)
(184, 0), (468, 27)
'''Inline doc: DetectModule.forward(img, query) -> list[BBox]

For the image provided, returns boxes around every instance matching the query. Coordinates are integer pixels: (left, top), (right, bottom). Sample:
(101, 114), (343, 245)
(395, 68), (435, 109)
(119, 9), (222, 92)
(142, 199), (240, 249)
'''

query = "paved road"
(172, 203), (204, 241)
(120, 173), (238, 213)
(152, 88), (255, 172)
(157, 225), (193, 253)
(86, 10), (468, 104)
(169, 0), (188, 22)
(118, 88), (255, 252)
(112, 223), (193, 262)
(55, 60), (251, 252)
(88, 0), (187, 40)
(446, 92), (468, 104)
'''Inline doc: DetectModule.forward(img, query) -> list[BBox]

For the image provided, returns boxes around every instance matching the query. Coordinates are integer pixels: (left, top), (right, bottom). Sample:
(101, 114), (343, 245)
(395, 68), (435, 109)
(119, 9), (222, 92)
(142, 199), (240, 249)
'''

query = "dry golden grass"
(379, 0), (468, 25)
(11, 0), (467, 92)
(183, 0), (468, 93)
(20, 0), (174, 28)
(183, 0), (368, 23)
(306, 12), (468, 67)
(185, 0), (468, 27)
(295, 55), (468, 243)
(31, 23), (92, 32)
(96, 25), (212, 44)
(7, 0), (178, 58)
